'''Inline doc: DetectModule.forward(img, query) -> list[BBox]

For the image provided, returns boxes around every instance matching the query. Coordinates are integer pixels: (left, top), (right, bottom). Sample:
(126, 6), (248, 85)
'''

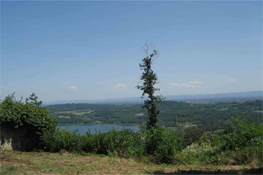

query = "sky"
(1, 1), (262, 102)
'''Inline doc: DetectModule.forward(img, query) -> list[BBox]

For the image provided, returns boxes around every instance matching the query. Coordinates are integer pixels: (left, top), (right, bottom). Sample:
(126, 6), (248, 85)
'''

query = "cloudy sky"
(1, 1), (262, 102)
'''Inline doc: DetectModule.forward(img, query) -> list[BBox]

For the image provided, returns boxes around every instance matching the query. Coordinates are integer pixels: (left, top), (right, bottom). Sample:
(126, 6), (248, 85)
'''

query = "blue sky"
(1, 1), (262, 102)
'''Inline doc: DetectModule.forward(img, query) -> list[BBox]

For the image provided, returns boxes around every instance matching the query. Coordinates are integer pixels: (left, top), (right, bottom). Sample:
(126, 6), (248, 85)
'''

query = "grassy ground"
(0, 150), (261, 175)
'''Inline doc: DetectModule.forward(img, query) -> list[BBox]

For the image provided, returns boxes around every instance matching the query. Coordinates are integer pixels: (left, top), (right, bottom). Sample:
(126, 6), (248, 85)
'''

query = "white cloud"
(216, 82), (221, 85)
(168, 81), (203, 89)
(230, 79), (237, 82)
(115, 83), (127, 90)
(68, 86), (78, 90)
(188, 81), (203, 85)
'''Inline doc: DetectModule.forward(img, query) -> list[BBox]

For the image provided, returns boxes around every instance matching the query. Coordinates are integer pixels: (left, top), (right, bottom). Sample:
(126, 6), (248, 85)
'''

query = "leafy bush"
(178, 118), (263, 166)
(243, 137), (263, 165)
(43, 128), (145, 158)
(221, 117), (263, 151)
(42, 127), (82, 152)
(145, 127), (183, 164)
(103, 129), (145, 158)
(183, 126), (203, 146)
(180, 139), (221, 165)
(0, 93), (57, 150)
(80, 129), (145, 158)
(80, 131), (107, 155)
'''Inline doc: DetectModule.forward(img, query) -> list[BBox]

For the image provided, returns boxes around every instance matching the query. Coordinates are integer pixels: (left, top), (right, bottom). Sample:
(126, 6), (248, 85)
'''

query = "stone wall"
(0, 125), (32, 151)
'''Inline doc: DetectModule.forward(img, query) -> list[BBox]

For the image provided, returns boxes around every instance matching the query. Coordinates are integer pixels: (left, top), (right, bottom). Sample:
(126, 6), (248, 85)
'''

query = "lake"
(59, 125), (140, 135)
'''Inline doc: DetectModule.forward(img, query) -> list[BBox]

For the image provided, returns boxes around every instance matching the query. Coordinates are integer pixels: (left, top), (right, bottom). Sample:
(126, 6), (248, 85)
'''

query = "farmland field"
(47, 100), (263, 132)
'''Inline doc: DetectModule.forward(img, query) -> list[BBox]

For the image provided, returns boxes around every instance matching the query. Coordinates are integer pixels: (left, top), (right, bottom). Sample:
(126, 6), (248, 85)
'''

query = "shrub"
(0, 93), (57, 150)
(80, 129), (145, 158)
(43, 127), (82, 152)
(80, 131), (107, 154)
(104, 128), (145, 158)
(180, 138), (221, 165)
(221, 117), (263, 151)
(183, 126), (203, 146)
(145, 127), (183, 164)
(243, 137), (263, 165)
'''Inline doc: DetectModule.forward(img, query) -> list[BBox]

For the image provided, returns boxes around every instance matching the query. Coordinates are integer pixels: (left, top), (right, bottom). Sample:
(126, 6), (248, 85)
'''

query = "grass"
(58, 115), (71, 119)
(0, 150), (261, 174)
(0, 167), (17, 175)
(254, 110), (263, 113)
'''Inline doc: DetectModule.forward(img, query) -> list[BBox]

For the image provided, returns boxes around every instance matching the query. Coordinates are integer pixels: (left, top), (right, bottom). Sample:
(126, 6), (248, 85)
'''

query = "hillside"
(43, 91), (262, 105)
(46, 100), (263, 131)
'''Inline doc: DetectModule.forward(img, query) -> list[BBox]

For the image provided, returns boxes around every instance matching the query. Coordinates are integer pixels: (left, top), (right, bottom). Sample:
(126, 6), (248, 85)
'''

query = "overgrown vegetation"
(41, 117), (263, 165)
(0, 93), (57, 150)
(1, 94), (263, 166)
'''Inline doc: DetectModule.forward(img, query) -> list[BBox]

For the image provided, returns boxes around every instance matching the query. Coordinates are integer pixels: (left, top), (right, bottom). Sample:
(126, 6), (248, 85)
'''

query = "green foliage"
(2, 93), (262, 166)
(80, 131), (107, 155)
(46, 100), (263, 132)
(41, 116), (262, 165)
(177, 117), (263, 166)
(221, 117), (263, 151)
(25, 93), (42, 107)
(43, 128), (145, 158)
(180, 138), (222, 165)
(214, 117), (263, 166)
(184, 127), (203, 146)
(103, 129), (145, 158)
(0, 93), (57, 150)
(42, 126), (184, 163)
(137, 45), (163, 130)
(42, 127), (82, 152)
(145, 127), (183, 164)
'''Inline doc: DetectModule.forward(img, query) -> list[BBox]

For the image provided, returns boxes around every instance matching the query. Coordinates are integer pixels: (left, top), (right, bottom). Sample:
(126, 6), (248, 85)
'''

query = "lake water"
(59, 125), (140, 135)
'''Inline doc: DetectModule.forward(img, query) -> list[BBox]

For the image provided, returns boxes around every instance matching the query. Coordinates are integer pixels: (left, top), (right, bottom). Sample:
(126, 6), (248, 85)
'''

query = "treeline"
(46, 100), (263, 131)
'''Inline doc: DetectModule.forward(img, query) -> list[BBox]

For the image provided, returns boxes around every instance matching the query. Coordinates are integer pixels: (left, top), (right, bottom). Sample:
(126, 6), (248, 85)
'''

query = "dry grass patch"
(0, 150), (260, 174)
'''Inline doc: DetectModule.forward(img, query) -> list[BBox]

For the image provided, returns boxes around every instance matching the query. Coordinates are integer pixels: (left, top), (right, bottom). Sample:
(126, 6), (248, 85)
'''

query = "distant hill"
(42, 90), (262, 105)
(166, 91), (262, 102)
(42, 97), (144, 106)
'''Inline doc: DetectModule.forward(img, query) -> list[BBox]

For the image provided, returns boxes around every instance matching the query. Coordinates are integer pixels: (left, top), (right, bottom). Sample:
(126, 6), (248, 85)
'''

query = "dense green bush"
(177, 118), (263, 166)
(0, 93), (57, 150)
(103, 129), (145, 158)
(145, 127), (183, 164)
(80, 131), (107, 154)
(217, 118), (263, 165)
(183, 126), (203, 146)
(43, 128), (145, 158)
(179, 138), (221, 165)
(42, 127), (82, 152)
(42, 127), (184, 163)
(221, 117), (263, 151)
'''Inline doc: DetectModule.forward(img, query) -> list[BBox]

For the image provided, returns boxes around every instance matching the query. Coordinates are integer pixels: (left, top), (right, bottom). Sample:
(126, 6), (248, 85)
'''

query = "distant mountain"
(42, 91), (262, 106)
(165, 91), (263, 101)
(42, 97), (145, 106)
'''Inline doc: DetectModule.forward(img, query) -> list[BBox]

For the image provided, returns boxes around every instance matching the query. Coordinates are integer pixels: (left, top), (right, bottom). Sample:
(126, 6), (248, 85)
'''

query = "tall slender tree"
(137, 43), (163, 130)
